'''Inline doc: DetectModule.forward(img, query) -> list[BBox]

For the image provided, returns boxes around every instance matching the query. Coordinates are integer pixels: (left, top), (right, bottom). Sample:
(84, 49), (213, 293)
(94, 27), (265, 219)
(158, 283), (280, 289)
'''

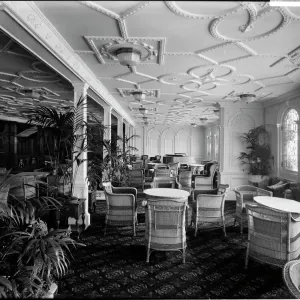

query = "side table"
(59, 199), (85, 239)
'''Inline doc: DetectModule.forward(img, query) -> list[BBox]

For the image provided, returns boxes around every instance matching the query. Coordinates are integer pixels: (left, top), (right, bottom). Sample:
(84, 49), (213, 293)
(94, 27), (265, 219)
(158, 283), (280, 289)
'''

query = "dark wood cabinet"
(59, 199), (85, 239)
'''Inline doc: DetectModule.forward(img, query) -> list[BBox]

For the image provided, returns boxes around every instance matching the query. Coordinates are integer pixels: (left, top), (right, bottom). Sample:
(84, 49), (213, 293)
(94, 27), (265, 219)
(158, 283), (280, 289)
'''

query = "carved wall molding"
(228, 111), (255, 128)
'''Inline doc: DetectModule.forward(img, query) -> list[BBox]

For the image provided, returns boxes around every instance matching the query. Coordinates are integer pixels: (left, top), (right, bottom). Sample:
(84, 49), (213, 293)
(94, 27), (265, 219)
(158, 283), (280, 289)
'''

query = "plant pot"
(42, 282), (58, 299)
(248, 174), (270, 184)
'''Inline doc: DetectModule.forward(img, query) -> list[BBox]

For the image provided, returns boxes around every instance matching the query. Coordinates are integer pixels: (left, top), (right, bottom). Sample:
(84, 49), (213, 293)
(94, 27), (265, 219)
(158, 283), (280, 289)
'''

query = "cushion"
(257, 179), (270, 190)
(269, 177), (286, 186)
(267, 183), (289, 197)
(267, 181), (284, 189)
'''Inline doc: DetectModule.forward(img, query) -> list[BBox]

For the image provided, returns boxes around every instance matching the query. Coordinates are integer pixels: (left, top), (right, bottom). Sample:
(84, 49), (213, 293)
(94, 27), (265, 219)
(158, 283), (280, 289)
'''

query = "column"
(117, 116), (123, 151)
(72, 81), (90, 229)
(297, 121), (300, 185)
(103, 105), (112, 141)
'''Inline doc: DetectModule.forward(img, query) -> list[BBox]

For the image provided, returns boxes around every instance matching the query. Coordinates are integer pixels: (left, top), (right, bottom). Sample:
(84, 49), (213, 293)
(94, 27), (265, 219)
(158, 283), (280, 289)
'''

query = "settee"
(257, 176), (300, 201)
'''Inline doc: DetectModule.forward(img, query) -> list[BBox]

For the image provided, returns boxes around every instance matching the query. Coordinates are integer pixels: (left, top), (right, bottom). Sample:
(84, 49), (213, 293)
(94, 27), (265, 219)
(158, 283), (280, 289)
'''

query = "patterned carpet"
(56, 194), (291, 299)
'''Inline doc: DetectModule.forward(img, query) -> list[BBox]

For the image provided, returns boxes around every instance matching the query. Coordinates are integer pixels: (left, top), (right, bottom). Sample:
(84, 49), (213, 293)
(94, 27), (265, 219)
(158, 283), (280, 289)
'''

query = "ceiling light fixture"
(137, 106), (148, 115)
(116, 47), (142, 67)
(239, 93), (256, 103)
(132, 91), (147, 102)
(23, 89), (42, 99)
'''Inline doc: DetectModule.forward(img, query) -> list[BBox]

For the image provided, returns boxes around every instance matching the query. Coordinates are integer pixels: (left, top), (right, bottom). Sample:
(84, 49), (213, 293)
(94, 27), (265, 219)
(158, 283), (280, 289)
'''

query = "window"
(282, 108), (299, 172)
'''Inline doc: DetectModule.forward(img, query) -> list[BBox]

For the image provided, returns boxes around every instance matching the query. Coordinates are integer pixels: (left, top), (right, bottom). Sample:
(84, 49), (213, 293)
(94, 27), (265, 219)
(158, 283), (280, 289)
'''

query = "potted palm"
(0, 185), (84, 298)
(86, 114), (140, 188)
(26, 96), (90, 202)
(237, 125), (272, 183)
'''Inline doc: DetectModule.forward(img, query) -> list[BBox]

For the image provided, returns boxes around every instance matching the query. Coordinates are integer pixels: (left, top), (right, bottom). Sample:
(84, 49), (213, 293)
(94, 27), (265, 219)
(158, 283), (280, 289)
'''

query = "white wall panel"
(133, 125), (206, 162)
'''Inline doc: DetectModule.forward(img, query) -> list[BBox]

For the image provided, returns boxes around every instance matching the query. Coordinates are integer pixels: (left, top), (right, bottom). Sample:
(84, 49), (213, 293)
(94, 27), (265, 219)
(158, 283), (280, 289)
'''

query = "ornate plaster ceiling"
(3, 1), (300, 126)
(0, 29), (104, 120)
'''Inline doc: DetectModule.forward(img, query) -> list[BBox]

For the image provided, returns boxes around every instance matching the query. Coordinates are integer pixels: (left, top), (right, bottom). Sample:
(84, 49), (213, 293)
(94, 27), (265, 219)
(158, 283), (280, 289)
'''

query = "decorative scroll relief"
(284, 6), (300, 21)
(228, 112), (255, 128)
(165, 1), (242, 20)
(188, 65), (235, 79)
(158, 73), (194, 85)
(181, 81), (216, 92)
(210, 6), (289, 42)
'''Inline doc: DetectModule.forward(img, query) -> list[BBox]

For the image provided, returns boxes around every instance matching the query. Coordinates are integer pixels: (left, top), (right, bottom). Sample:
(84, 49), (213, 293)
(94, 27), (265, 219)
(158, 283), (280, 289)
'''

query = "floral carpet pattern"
(56, 195), (291, 299)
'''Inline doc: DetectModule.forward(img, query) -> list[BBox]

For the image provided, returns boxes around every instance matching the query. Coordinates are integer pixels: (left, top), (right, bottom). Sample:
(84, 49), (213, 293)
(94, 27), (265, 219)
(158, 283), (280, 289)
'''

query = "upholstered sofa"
(257, 176), (300, 201)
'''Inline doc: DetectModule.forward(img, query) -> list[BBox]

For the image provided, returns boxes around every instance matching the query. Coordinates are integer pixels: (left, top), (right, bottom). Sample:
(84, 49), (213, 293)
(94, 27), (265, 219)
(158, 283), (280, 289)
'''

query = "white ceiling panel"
(2, 1), (300, 125)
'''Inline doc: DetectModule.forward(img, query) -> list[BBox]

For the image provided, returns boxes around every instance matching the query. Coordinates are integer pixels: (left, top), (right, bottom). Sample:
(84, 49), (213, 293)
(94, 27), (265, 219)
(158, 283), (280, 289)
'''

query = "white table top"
(254, 196), (300, 213)
(144, 188), (190, 198)
(188, 164), (204, 167)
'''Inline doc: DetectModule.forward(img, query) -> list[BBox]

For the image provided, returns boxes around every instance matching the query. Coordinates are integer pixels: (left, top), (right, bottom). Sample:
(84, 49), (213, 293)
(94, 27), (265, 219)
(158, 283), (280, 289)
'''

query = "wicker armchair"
(145, 198), (188, 263)
(233, 185), (273, 233)
(103, 182), (138, 236)
(283, 260), (300, 299)
(151, 169), (180, 188)
(9, 175), (36, 201)
(245, 205), (300, 269)
(132, 161), (143, 169)
(193, 163), (218, 190)
(128, 169), (145, 191)
(168, 162), (180, 177)
(177, 170), (192, 193)
(191, 184), (229, 237)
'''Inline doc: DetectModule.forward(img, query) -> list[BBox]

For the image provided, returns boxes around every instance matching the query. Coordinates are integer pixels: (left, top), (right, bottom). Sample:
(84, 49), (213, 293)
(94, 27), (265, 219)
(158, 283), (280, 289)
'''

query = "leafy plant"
(26, 96), (90, 199)
(237, 125), (272, 175)
(0, 195), (84, 298)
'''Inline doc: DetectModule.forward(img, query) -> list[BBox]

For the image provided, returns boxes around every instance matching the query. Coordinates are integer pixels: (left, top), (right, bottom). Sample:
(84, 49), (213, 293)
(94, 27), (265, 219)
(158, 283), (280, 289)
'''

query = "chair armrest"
(112, 186), (137, 198)
(175, 177), (182, 189)
(291, 213), (300, 222)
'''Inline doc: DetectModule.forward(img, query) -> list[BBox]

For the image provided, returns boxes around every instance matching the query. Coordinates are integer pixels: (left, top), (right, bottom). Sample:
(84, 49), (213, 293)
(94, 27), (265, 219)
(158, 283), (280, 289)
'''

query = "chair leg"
(240, 216), (243, 234)
(146, 247), (150, 263)
(245, 243), (250, 270)
(222, 217), (227, 237)
(133, 218), (136, 237)
(182, 248), (186, 264)
(194, 222), (198, 237)
(136, 212), (138, 225)
(104, 219), (108, 236)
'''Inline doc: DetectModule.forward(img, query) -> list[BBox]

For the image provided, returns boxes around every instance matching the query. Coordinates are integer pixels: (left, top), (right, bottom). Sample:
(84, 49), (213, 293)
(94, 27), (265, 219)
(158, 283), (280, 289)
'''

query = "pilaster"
(71, 81), (90, 228)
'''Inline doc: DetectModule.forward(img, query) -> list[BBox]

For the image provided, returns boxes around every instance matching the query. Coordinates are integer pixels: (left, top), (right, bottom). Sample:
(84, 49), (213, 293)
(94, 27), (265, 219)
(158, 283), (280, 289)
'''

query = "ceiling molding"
(2, 1), (135, 126)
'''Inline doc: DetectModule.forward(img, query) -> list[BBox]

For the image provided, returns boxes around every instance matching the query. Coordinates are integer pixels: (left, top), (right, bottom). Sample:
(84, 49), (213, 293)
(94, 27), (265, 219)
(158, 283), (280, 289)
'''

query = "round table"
(254, 196), (300, 213)
(144, 188), (189, 199)
(144, 188), (190, 226)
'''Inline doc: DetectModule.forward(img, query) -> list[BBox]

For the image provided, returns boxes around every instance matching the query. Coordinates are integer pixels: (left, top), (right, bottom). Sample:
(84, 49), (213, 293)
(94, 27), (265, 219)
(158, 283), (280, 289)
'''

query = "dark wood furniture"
(163, 155), (196, 165)
(59, 199), (85, 239)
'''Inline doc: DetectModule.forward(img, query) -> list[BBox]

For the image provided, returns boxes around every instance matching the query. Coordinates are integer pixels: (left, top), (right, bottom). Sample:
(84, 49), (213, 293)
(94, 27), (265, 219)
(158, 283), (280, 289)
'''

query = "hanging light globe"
(116, 47), (142, 67)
